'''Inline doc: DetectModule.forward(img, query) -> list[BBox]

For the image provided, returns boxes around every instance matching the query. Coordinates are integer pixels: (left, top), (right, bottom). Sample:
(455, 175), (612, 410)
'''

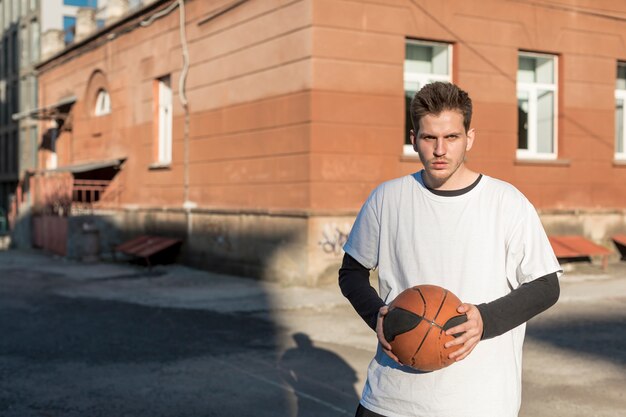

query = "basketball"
(382, 285), (468, 371)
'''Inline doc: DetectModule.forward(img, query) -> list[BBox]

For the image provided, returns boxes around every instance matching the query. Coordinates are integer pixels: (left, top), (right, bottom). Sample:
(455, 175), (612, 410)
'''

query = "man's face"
(410, 110), (475, 190)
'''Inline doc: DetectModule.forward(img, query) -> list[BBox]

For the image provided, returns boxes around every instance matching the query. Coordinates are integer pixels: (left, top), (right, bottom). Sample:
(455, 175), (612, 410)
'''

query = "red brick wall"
(39, 0), (314, 210)
(38, 0), (626, 215)
(310, 0), (626, 211)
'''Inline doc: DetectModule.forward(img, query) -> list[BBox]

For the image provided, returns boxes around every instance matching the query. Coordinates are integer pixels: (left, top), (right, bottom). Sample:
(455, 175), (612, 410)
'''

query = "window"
(19, 76), (26, 112)
(94, 89), (110, 116)
(2, 37), (8, 75)
(30, 74), (36, 109)
(8, 130), (16, 174)
(29, 19), (39, 63)
(10, 30), (17, 72)
(155, 75), (172, 165)
(20, 23), (27, 67)
(0, 81), (5, 123)
(517, 52), (558, 159)
(616, 63), (626, 160)
(10, 80), (17, 114)
(63, 15), (75, 44)
(63, 0), (97, 7)
(404, 40), (452, 154)
(28, 125), (37, 169)
(47, 124), (58, 170)
(0, 135), (3, 175)
(0, 135), (5, 175)
(19, 127), (25, 173)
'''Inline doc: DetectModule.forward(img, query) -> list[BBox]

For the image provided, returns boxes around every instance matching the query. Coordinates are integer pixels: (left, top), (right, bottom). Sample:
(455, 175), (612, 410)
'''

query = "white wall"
(40, 0), (63, 32)
(41, 0), (110, 32)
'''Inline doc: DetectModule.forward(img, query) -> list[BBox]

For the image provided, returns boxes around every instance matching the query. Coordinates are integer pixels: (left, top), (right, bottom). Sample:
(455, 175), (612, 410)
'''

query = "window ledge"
(613, 159), (626, 167)
(400, 154), (422, 162)
(149, 162), (171, 170)
(514, 158), (570, 167)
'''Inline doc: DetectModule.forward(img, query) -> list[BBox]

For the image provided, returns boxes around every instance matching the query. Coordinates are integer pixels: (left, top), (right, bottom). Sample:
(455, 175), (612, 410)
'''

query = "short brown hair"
(410, 82), (473, 133)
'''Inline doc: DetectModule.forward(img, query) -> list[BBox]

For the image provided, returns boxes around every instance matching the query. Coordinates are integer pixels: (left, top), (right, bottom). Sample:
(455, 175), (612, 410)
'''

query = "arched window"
(94, 89), (111, 116)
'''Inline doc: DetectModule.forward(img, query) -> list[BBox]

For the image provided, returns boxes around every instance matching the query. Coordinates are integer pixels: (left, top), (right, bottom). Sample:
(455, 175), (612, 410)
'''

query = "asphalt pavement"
(0, 249), (624, 417)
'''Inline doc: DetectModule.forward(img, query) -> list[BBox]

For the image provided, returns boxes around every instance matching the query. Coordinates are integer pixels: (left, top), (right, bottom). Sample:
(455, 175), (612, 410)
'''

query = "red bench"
(612, 234), (626, 260)
(115, 235), (182, 267)
(548, 235), (612, 271)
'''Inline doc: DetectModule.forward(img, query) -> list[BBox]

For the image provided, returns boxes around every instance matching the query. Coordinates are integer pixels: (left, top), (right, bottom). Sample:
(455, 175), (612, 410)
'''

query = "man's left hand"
(444, 303), (483, 362)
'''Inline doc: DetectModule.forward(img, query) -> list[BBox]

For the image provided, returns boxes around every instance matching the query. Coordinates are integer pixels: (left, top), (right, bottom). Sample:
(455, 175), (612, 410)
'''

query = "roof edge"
(36, 0), (174, 73)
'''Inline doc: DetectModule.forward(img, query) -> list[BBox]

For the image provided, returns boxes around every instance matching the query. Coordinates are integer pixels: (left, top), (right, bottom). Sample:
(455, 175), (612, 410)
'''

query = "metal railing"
(72, 180), (110, 203)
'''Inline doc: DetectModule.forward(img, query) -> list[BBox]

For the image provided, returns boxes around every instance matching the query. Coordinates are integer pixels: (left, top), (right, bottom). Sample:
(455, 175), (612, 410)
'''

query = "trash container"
(81, 221), (100, 262)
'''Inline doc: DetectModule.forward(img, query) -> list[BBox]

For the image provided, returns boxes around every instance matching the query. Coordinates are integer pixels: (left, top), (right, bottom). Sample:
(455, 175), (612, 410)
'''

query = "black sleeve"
(476, 272), (560, 340)
(338, 253), (386, 331)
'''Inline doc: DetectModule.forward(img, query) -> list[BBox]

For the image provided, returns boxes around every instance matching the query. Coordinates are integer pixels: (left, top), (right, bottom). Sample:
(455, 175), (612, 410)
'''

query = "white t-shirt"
(343, 171), (562, 417)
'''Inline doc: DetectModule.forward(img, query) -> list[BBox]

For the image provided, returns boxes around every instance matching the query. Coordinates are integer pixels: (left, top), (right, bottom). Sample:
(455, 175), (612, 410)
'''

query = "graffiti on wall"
(318, 222), (351, 256)
(202, 220), (232, 251)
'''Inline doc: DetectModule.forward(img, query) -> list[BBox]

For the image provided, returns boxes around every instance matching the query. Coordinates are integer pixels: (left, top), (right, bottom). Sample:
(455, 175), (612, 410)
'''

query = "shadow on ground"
(527, 312), (626, 366)
(280, 333), (359, 416)
(0, 257), (360, 417)
(0, 296), (279, 365)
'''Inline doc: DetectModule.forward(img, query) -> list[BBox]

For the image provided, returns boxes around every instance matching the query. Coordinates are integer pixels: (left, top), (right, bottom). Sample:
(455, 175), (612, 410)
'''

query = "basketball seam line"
(410, 289), (449, 369)
(410, 288), (431, 368)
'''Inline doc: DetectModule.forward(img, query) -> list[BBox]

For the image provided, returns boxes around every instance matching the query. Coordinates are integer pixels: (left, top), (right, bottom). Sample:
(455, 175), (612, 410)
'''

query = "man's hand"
(376, 305), (401, 364)
(444, 303), (483, 362)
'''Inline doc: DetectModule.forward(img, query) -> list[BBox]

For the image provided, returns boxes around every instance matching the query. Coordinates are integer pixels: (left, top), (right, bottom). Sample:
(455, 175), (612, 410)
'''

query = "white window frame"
(157, 75), (172, 165)
(616, 90), (626, 161)
(404, 39), (452, 155)
(615, 63), (626, 161)
(516, 52), (558, 160)
(94, 89), (111, 116)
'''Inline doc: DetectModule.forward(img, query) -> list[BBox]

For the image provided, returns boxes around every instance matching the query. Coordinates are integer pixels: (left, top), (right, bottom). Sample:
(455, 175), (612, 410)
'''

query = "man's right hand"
(376, 305), (401, 364)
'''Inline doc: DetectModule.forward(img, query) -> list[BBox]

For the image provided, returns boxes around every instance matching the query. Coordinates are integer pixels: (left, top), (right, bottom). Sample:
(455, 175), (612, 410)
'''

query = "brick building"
(17, 0), (626, 285)
(1, 0), (147, 239)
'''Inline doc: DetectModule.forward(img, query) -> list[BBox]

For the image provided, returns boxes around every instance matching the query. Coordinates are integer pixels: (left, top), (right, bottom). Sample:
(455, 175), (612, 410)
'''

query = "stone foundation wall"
(73, 208), (353, 286)
(57, 208), (626, 286)
(540, 209), (626, 261)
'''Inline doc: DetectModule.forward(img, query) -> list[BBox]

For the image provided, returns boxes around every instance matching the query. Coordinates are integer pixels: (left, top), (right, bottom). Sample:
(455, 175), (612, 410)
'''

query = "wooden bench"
(115, 235), (182, 267)
(612, 234), (626, 260)
(548, 235), (612, 271)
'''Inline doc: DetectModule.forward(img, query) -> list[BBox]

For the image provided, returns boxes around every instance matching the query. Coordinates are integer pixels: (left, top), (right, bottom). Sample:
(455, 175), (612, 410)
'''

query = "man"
(339, 82), (561, 417)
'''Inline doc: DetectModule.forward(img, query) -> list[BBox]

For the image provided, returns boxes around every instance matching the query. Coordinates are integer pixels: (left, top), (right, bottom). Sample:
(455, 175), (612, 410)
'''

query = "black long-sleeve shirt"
(340, 174), (560, 338)
(339, 253), (559, 339)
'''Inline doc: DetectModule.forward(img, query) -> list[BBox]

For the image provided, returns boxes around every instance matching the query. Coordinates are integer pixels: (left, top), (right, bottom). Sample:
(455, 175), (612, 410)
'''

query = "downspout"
(177, 0), (194, 239)
(140, 0), (193, 236)
(178, 0), (191, 206)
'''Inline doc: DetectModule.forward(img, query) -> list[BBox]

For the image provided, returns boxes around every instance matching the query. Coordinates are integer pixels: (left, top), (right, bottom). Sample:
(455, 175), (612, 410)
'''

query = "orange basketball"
(382, 285), (467, 371)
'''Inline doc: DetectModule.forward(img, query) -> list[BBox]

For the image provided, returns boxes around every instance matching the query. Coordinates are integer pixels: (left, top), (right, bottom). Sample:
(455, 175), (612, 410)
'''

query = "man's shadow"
(280, 332), (359, 417)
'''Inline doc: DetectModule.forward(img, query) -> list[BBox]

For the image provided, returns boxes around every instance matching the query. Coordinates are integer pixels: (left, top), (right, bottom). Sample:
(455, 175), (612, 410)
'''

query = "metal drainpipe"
(176, 0), (194, 241)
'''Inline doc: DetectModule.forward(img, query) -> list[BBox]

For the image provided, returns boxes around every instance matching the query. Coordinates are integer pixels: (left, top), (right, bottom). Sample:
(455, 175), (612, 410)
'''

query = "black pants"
(355, 404), (387, 417)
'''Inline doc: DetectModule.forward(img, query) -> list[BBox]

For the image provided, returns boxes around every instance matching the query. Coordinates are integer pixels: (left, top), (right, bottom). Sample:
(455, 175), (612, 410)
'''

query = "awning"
(47, 158), (126, 174)
(12, 95), (77, 121)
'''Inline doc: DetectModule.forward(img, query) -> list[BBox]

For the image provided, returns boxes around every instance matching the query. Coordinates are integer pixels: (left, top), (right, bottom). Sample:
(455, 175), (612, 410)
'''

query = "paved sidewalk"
(2, 249), (625, 346)
(1, 249), (625, 417)
(2, 249), (626, 352)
